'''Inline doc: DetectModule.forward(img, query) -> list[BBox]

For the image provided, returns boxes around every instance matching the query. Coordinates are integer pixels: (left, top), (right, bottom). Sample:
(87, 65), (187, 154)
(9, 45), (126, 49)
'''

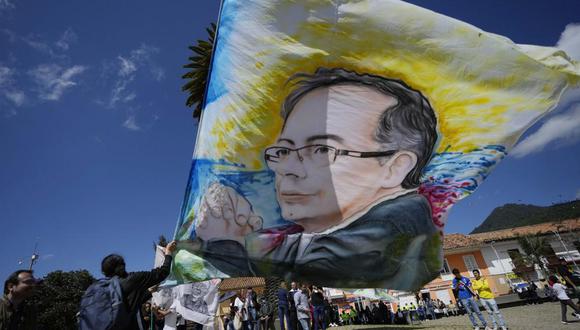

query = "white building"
(422, 218), (580, 301)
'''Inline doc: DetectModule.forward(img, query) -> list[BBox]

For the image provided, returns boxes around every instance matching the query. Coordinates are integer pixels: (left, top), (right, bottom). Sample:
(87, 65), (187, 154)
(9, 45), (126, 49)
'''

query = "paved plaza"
(332, 301), (580, 329)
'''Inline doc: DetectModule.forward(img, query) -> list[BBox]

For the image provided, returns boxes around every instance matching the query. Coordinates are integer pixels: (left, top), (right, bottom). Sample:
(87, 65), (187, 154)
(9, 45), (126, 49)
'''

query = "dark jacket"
(120, 255), (172, 330)
(277, 288), (289, 306)
(311, 291), (324, 307)
(198, 192), (440, 290)
(0, 295), (36, 330)
(258, 298), (273, 317)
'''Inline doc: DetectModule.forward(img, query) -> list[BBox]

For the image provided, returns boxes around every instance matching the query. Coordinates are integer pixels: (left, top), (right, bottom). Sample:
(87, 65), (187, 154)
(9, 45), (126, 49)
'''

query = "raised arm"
(122, 241), (177, 293)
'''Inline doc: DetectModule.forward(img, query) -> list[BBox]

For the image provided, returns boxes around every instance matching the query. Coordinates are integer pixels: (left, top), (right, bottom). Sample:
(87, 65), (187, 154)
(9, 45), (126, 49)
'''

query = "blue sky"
(1, 0), (579, 282)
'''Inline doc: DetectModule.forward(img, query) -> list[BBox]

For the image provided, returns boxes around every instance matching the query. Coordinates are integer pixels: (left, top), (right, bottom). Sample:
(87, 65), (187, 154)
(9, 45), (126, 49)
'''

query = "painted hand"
(196, 182), (263, 244)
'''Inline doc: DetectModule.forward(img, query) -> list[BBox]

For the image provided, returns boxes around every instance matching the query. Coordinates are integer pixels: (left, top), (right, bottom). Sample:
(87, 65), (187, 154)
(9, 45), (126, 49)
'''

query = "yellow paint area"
(199, 0), (579, 170)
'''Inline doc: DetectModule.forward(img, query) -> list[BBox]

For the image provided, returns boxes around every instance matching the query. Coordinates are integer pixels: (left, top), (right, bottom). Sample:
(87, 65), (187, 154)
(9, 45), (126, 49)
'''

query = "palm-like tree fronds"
(516, 233), (554, 277)
(182, 23), (216, 119)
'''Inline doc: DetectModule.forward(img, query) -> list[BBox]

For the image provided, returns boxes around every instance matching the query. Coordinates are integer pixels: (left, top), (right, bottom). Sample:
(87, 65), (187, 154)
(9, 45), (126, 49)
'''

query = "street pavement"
(331, 301), (580, 329)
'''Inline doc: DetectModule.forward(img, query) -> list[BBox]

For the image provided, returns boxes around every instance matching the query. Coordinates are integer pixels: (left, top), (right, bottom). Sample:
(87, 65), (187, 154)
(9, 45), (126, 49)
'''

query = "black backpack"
(79, 277), (131, 330)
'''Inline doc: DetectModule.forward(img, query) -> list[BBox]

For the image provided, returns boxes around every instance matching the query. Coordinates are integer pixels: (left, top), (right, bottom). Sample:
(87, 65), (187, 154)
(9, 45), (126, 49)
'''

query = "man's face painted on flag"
(270, 84), (407, 232)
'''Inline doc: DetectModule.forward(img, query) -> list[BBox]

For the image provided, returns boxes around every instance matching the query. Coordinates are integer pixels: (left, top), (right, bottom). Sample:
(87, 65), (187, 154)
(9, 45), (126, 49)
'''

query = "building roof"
(444, 218), (580, 250)
(443, 233), (483, 250)
(219, 277), (265, 291)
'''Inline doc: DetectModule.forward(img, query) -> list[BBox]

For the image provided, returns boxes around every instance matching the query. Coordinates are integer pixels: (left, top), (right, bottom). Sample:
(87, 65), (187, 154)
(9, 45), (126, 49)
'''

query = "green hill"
(470, 200), (580, 234)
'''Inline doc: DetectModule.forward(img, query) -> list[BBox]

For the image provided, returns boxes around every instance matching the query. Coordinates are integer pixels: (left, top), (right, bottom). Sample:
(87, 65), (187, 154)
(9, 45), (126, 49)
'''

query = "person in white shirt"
(244, 287), (259, 330)
(234, 294), (246, 329)
(294, 285), (311, 330)
(549, 275), (580, 324)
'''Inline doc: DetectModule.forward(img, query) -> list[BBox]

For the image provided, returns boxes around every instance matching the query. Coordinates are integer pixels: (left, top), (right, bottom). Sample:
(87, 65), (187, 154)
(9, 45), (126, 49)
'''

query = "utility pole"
(490, 241), (513, 289)
(28, 241), (40, 271)
(553, 228), (578, 269)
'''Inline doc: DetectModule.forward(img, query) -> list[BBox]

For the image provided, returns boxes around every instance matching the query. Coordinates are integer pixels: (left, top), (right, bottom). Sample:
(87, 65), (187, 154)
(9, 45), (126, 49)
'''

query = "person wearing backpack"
(80, 241), (177, 330)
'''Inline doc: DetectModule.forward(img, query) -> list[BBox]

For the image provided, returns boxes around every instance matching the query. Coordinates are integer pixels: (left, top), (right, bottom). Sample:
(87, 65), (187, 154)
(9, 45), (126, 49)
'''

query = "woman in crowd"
(549, 275), (580, 325)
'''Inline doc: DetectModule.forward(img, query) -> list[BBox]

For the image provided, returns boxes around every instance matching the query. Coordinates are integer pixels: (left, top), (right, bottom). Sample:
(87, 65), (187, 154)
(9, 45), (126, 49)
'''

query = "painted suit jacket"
(199, 192), (441, 290)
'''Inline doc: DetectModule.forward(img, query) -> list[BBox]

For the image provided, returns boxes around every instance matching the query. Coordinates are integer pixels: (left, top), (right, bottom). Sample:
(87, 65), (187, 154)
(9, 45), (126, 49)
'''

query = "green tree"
(182, 23), (216, 119)
(26, 270), (95, 330)
(515, 234), (554, 278)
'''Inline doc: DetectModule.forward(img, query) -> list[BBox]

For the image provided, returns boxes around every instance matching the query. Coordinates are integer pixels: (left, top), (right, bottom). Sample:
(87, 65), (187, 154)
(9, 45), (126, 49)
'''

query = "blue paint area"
(204, 0), (243, 105)
(175, 158), (287, 240)
(423, 145), (507, 194)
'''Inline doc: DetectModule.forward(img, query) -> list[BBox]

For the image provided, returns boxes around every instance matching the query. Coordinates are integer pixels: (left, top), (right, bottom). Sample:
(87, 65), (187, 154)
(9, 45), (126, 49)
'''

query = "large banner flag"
(172, 0), (579, 289)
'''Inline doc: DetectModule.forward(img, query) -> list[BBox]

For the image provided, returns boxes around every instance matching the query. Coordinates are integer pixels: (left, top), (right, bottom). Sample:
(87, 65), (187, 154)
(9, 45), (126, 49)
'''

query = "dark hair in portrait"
(282, 67), (437, 189)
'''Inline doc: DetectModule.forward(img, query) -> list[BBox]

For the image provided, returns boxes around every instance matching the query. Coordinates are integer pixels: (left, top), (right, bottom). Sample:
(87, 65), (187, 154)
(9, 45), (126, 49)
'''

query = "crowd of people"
(223, 283), (337, 330)
(222, 281), (478, 330)
(3, 245), (580, 329)
(221, 282), (406, 330)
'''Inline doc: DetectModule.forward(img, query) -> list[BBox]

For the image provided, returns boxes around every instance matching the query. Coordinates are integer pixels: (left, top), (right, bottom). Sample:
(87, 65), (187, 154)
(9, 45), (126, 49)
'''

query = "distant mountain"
(470, 200), (580, 234)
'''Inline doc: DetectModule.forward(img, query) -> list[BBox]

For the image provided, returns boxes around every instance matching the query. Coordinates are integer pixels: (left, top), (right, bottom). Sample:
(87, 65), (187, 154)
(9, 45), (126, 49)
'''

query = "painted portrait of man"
(193, 68), (441, 289)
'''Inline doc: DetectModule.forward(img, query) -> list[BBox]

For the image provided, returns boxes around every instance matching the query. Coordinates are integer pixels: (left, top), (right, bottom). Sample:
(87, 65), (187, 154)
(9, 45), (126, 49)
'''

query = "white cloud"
(123, 93), (136, 102)
(40, 254), (55, 260)
(511, 104), (580, 158)
(130, 44), (158, 61)
(129, 44), (165, 81)
(0, 65), (13, 85)
(121, 44), (163, 79)
(106, 44), (164, 108)
(22, 35), (58, 57)
(108, 78), (132, 108)
(0, 65), (26, 107)
(510, 24), (580, 158)
(150, 66), (165, 81)
(7, 28), (77, 58)
(4, 90), (25, 106)
(55, 28), (77, 51)
(2, 107), (17, 117)
(122, 115), (141, 131)
(0, 0), (15, 11)
(118, 56), (137, 77)
(557, 23), (580, 60)
(28, 64), (87, 101)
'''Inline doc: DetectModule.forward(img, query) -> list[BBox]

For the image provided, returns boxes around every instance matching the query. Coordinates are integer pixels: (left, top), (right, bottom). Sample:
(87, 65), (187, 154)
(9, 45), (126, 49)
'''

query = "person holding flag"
(452, 268), (488, 330)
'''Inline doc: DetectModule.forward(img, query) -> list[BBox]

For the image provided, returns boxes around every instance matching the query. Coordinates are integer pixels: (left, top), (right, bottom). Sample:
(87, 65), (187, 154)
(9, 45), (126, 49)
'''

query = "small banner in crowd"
(172, 0), (580, 289)
(152, 279), (221, 329)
